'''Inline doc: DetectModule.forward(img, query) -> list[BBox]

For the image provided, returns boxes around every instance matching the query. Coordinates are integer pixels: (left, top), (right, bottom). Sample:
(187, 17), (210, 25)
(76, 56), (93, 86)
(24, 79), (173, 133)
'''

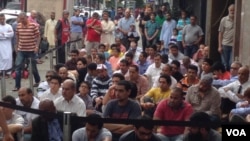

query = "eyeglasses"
(46, 75), (52, 78)
(230, 67), (238, 70)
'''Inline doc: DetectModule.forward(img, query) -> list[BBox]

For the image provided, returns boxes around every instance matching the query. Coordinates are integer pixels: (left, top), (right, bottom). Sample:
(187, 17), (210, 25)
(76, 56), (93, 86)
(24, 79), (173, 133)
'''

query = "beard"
(187, 131), (203, 141)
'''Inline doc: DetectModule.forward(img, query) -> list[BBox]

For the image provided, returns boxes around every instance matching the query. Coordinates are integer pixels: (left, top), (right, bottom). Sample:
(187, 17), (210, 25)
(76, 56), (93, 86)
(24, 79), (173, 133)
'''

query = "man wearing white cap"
(90, 64), (112, 112)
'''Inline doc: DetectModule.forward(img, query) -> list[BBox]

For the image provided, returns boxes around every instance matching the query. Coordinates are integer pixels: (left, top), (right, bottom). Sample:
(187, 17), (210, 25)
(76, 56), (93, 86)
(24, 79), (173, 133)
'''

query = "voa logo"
(226, 129), (246, 136)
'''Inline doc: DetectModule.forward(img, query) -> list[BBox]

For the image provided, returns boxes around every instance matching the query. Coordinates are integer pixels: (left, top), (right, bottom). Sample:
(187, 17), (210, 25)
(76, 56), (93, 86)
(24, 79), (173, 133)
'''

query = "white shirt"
(219, 80), (250, 103)
(39, 88), (62, 102)
(144, 63), (165, 87)
(54, 95), (86, 117)
(15, 97), (40, 127)
(6, 113), (24, 126)
(37, 81), (49, 98)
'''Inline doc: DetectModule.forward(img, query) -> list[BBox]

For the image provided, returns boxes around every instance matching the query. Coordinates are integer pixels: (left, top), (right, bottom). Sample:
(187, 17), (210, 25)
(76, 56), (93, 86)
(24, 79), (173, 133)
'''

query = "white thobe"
(101, 20), (115, 45)
(160, 19), (176, 49)
(44, 19), (57, 46)
(0, 23), (14, 71)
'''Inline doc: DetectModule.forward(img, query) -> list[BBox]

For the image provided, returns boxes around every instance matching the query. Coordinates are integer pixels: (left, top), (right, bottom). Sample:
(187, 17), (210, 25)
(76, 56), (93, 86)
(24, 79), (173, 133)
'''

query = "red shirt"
(218, 71), (231, 80)
(86, 18), (102, 42)
(154, 99), (193, 136)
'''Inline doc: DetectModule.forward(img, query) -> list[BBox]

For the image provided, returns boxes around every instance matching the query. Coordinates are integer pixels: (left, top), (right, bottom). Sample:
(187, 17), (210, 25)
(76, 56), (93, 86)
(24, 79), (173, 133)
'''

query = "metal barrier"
(0, 38), (82, 99)
(63, 112), (71, 141)
(0, 70), (6, 99)
(0, 101), (223, 141)
(28, 58), (34, 93)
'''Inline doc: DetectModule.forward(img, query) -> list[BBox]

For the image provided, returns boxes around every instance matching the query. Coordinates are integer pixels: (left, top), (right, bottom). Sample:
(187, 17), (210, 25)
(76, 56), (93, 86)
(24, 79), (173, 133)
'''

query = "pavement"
(0, 55), (53, 99)
(0, 21), (142, 99)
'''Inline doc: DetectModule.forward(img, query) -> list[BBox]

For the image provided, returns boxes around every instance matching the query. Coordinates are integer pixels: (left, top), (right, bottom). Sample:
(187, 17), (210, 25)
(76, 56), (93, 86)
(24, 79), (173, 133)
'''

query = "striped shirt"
(16, 22), (39, 51)
(90, 76), (111, 100)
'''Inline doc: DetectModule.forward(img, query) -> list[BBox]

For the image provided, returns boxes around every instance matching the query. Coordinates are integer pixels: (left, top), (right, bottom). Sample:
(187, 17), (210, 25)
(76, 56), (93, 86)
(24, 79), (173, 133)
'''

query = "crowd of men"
(0, 2), (248, 141)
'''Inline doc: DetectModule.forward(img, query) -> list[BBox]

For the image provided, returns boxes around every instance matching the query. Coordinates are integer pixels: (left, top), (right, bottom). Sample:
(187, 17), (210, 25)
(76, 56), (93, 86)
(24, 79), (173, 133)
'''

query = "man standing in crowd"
(0, 13), (14, 78)
(101, 11), (115, 45)
(160, 12), (176, 54)
(182, 15), (203, 58)
(70, 9), (84, 50)
(118, 8), (135, 50)
(44, 12), (57, 48)
(55, 10), (70, 64)
(85, 12), (102, 55)
(13, 12), (41, 91)
(218, 4), (235, 71)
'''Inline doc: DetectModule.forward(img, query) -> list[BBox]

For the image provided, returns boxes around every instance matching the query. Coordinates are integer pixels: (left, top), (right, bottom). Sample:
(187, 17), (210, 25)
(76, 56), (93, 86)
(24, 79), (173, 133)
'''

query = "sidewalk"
(1, 56), (51, 99)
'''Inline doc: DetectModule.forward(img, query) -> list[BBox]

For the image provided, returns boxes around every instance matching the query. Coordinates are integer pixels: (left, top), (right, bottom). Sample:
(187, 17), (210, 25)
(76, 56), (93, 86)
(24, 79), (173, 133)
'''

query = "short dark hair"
(147, 45), (157, 51)
(77, 57), (87, 65)
(50, 75), (63, 85)
(97, 53), (106, 62)
(129, 64), (139, 72)
(2, 95), (16, 105)
(140, 52), (148, 58)
(70, 49), (79, 55)
(125, 52), (134, 60)
(120, 59), (129, 66)
(87, 63), (97, 70)
(54, 63), (65, 72)
(80, 81), (92, 89)
(169, 43), (178, 49)
(134, 115), (154, 130)
(171, 60), (181, 68)
(117, 80), (131, 91)
(189, 112), (211, 130)
(212, 61), (226, 73)
(159, 74), (172, 85)
(98, 44), (106, 49)
(188, 64), (198, 73)
(203, 58), (213, 66)
(112, 73), (125, 81)
(86, 113), (103, 129)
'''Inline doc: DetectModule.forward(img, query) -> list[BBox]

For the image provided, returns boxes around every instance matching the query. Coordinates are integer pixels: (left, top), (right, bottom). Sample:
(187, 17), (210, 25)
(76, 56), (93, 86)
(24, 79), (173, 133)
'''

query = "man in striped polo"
(13, 12), (41, 91)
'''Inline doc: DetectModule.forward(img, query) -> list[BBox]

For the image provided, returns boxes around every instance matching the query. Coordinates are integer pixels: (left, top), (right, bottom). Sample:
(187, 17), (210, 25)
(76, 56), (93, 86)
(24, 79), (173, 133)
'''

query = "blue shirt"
(70, 16), (83, 33)
(212, 75), (238, 87)
(137, 60), (150, 75)
(176, 18), (190, 41)
(145, 20), (160, 37)
(118, 16), (135, 38)
(231, 101), (250, 117)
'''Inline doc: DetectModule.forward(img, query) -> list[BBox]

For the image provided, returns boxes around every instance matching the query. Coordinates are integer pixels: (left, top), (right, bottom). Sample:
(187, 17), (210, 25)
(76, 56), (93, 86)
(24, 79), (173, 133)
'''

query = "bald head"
(39, 99), (56, 112)
(63, 79), (76, 89)
(30, 10), (37, 19)
(238, 66), (250, 84)
(228, 4), (235, 18)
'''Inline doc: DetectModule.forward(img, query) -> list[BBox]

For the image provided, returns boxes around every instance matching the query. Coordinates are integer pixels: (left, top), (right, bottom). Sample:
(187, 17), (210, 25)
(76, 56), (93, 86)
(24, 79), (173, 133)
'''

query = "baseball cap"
(80, 49), (86, 53)
(97, 64), (107, 70)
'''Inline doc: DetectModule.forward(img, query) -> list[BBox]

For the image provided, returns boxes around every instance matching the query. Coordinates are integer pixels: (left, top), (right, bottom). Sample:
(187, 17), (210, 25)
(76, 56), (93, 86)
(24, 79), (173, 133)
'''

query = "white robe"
(101, 20), (115, 45)
(44, 19), (57, 46)
(0, 23), (14, 71)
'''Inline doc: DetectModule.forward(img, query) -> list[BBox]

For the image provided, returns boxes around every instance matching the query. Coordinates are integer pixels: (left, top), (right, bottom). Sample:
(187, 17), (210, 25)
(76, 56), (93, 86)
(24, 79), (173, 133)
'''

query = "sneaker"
(33, 83), (39, 87)
(12, 87), (19, 91)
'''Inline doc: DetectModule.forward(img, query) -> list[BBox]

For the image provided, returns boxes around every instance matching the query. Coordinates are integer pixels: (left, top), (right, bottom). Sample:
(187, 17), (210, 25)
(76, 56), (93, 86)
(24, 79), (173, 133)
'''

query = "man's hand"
(34, 47), (39, 53)
(236, 94), (244, 99)
(95, 97), (103, 108)
(218, 45), (223, 53)
(3, 132), (14, 141)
